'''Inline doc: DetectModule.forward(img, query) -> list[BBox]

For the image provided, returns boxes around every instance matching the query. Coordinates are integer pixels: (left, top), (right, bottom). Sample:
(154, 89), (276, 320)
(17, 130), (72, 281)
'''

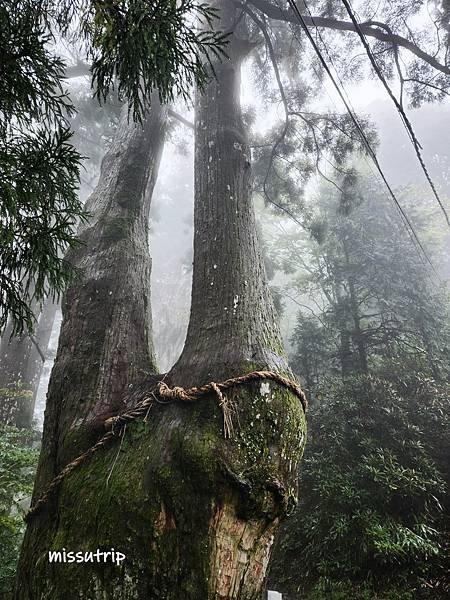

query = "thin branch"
(168, 109), (194, 130)
(341, 0), (450, 228)
(29, 335), (46, 363)
(244, 6), (308, 230)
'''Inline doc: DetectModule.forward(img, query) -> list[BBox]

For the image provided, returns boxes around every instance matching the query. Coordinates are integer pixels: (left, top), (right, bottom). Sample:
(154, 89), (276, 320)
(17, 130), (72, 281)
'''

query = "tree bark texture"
(165, 2), (307, 596)
(15, 99), (167, 598)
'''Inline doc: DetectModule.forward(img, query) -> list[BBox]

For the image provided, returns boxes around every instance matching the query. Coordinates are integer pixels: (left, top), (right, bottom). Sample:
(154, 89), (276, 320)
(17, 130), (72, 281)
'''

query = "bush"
(0, 425), (40, 596)
(269, 374), (449, 599)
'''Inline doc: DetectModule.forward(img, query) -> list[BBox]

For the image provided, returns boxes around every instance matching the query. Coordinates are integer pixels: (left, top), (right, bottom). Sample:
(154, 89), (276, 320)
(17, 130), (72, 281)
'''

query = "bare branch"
(29, 335), (46, 363)
(168, 109), (194, 130)
(242, 0), (450, 76)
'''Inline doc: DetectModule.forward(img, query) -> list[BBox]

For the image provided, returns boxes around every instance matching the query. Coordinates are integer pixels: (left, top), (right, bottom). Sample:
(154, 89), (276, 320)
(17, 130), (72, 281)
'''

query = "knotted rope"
(25, 370), (307, 522)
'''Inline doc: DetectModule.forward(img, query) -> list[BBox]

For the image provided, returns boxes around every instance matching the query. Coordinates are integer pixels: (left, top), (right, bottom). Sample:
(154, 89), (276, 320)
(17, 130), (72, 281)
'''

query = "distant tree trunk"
(338, 325), (353, 376)
(0, 323), (36, 428)
(348, 282), (368, 374)
(15, 4), (305, 598)
(418, 320), (441, 380)
(342, 241), (368, 374)
(302, 354), (314, 395)
(0, 299), (56, 428)
(334, 283), (353, 376)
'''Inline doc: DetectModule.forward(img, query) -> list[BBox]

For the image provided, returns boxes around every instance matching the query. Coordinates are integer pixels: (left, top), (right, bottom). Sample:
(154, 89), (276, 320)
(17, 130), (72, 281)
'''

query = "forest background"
(0, 1), (449, 599)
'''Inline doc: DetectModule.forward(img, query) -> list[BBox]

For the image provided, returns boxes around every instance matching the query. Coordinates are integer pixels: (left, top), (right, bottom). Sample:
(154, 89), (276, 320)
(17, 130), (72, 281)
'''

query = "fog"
(2, 1), (450, 598)
(33, 62), (450, 422)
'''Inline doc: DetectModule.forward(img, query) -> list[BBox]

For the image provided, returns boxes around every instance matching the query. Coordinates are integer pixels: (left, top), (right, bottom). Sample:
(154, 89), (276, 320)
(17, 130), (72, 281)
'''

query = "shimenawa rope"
(24, 370), (307, 522)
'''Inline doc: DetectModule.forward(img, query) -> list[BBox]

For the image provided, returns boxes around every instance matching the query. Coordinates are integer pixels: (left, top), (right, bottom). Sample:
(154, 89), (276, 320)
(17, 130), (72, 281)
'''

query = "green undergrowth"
(270, 374), (449, 600)
(0, 424), (40, 597)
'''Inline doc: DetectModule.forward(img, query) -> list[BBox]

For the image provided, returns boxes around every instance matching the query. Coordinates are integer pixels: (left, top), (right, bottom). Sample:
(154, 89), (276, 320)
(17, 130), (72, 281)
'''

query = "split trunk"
(15, 3), (306, 597)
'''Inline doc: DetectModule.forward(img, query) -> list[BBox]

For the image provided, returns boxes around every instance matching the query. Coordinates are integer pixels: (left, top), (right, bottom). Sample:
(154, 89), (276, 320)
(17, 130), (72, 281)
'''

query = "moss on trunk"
(21, 377), (304, 599)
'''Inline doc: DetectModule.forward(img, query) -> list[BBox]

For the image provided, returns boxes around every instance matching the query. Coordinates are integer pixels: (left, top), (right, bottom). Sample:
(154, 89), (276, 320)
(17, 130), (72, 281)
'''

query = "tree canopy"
(0, 0), (226, 336)
(2, 0), (450, 336)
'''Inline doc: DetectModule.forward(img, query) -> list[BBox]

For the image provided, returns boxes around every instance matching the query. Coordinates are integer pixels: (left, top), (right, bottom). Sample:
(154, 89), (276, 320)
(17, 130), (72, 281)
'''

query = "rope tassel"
(210, 381), (236, 439)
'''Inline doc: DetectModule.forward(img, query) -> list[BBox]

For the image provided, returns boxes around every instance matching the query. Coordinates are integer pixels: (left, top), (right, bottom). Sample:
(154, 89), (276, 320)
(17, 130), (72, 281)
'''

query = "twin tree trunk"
(16, 2), (306, 598)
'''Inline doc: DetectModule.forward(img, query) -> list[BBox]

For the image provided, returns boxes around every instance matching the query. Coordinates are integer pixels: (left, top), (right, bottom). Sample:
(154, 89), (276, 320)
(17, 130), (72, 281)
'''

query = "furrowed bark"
(37, 99), (167, 489)
(15, 99), (167, 598)
(165, 0), (307, 596)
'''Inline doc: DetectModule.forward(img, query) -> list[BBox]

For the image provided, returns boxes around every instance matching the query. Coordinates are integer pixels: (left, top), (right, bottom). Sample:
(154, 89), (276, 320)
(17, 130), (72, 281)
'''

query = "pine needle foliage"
(0, 0), (227, 335)
(51, 0), (229, 122)
(0, 0), (85, 335)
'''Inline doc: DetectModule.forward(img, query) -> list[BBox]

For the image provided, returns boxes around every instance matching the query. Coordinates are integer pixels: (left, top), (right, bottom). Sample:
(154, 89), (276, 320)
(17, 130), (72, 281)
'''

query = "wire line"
(340, 0), (450, 228)
(285, 0), (436, 272)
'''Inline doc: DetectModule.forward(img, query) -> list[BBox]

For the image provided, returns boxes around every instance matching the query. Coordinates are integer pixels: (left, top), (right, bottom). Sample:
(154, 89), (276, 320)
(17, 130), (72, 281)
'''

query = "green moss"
(27, 375), (306, 599)
(223, 381), (306, 519)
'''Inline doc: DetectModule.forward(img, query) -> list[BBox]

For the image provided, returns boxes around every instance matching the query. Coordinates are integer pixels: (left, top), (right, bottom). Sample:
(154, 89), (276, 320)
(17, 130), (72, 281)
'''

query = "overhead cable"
(340, 0), (450, 228)
(285, 0), (437, 272)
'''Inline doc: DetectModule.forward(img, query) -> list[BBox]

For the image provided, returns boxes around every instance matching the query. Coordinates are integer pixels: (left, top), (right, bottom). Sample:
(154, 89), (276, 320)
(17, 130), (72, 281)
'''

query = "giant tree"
(13, 1), (450, 598)
(15, 0), (307, 594)
(13, 4), (305, 599)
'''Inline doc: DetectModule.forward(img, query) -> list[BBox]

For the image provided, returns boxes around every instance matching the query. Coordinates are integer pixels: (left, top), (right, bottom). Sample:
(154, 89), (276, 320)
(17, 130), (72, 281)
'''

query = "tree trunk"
(15, 4), (305, 598)
(348, 279), (368, 374)
(15, 99), (167, 598)
(164, 2), (306, 596)
(0, 299), (56, 428)
(334, 283), (353, 376)
(342, 241), (368, 374)
(418, 320), (441, 380)
(30, 299), (59, 406)
(0, 322), (36, 428)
